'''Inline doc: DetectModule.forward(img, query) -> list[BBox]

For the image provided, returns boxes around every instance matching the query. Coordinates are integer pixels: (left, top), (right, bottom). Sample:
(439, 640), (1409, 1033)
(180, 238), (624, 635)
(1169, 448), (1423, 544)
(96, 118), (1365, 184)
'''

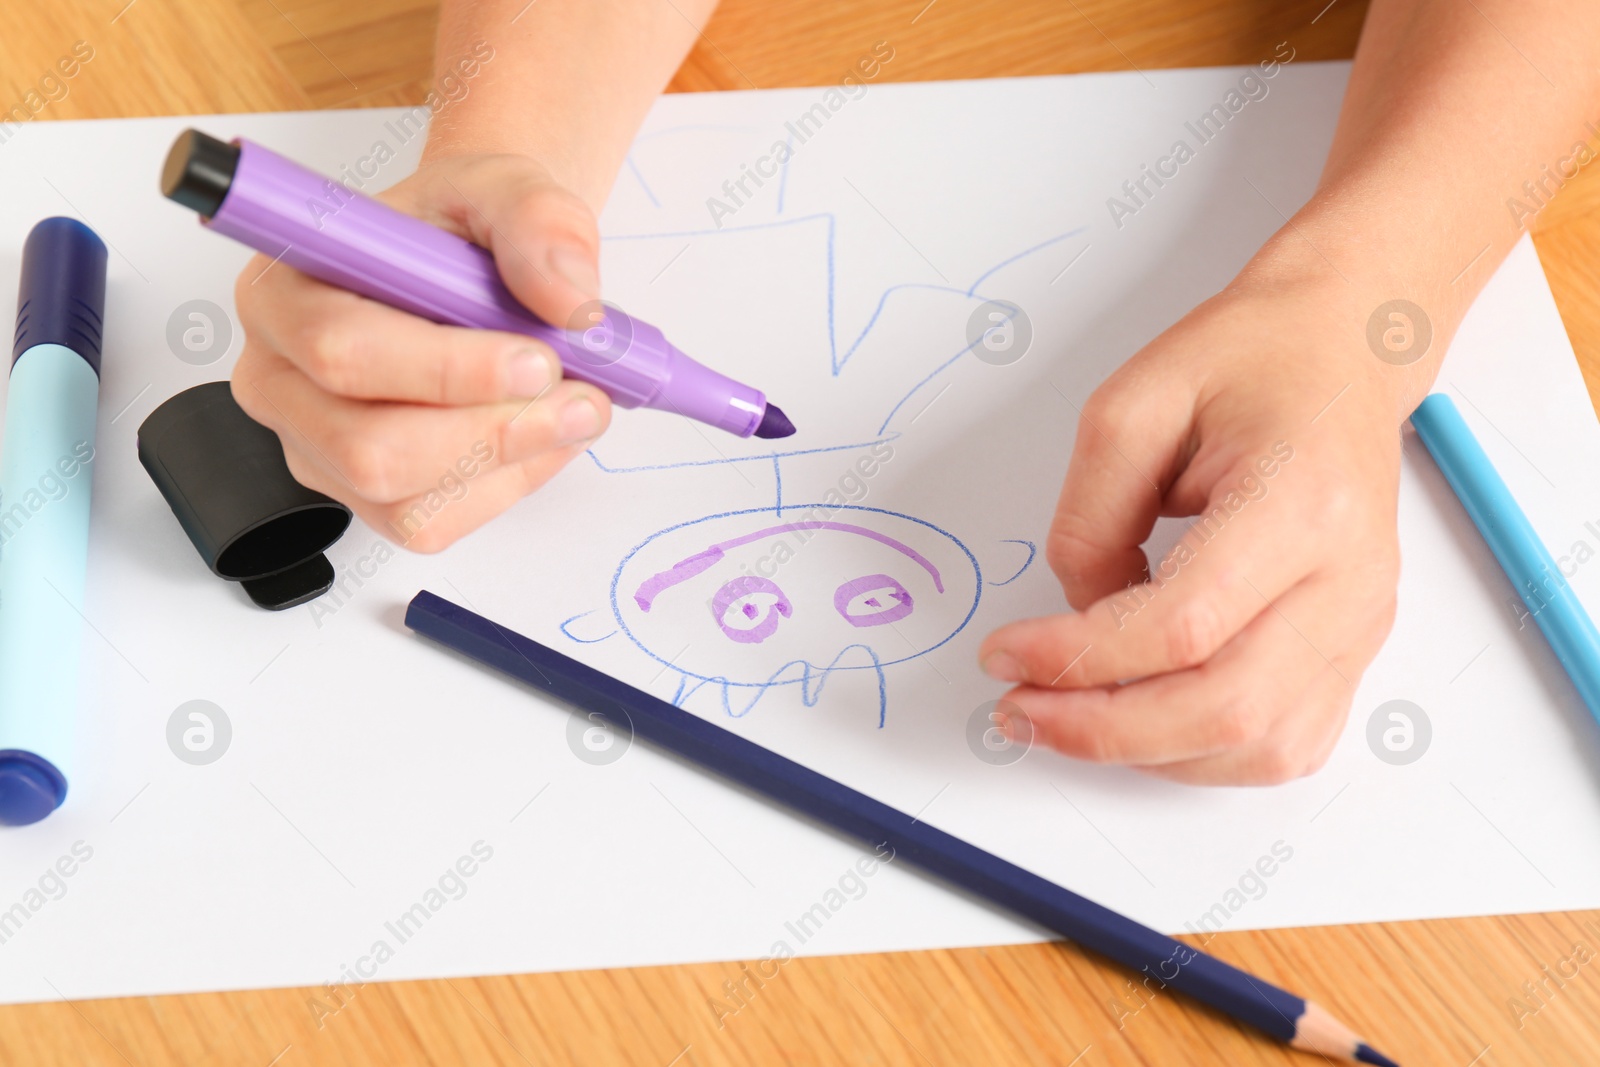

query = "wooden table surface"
(5, 1), (1600, 1064)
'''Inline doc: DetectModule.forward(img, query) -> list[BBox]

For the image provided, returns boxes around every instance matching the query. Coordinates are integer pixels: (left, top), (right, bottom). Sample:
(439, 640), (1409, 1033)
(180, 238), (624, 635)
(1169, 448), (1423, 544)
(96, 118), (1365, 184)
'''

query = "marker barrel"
(0, 218), (106, 825)
(1412, 393), (1600, 724)
(170, 133), (767, 437)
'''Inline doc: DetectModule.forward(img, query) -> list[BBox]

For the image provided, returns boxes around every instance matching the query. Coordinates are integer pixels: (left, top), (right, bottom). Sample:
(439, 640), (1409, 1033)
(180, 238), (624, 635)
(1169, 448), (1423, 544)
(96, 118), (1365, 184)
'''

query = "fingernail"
(997, 702), (1033, 745)
(549, 245), (600, 301)
(507, 348), (554, 398)
(981, 651), (1023, 683)
(558, 396), (601, 446)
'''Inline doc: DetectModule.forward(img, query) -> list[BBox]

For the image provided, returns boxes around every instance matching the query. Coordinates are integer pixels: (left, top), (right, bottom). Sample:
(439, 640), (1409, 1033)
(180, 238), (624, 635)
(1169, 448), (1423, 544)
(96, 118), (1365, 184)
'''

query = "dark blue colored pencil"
(405, 589), (1397, 1065)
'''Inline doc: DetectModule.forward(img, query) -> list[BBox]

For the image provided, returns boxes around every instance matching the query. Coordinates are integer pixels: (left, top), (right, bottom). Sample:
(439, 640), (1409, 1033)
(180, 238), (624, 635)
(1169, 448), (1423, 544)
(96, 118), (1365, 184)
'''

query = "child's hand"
(231, 153), (613, 552)
(979, 269), (1408, 785)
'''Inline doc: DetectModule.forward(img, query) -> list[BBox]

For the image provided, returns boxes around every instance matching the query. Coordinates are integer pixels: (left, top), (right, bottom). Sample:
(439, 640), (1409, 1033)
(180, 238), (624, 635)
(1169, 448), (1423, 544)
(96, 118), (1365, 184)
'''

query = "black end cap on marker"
(138, 382), (352, 611)
(161, 129), (240, 217)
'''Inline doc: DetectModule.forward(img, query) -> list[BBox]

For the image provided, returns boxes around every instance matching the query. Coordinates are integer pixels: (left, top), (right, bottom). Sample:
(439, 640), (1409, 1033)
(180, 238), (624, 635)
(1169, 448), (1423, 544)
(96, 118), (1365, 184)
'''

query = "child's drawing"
(609, 504), (982, 725)
(559, 126), (1080, 726)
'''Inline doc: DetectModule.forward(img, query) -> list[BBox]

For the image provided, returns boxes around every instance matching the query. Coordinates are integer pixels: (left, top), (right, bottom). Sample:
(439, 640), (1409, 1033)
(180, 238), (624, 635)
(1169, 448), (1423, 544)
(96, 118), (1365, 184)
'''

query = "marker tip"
(753, 404), (796, 439)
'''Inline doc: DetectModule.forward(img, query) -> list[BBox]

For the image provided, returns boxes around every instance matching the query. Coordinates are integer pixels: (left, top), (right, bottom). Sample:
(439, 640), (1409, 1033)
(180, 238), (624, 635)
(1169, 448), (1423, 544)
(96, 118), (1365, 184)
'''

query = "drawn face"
(612, 505), (981, 692)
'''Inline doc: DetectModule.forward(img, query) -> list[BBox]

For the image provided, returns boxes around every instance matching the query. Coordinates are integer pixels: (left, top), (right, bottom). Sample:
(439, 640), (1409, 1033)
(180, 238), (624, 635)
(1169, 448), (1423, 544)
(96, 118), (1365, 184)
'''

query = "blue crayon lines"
(566, 128), (1060, 726)
(584, 215), (1086, 472)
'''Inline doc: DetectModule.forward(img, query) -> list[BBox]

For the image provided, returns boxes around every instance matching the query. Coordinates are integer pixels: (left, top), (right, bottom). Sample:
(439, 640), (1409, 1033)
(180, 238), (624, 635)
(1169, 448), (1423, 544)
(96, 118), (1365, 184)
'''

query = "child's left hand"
(978, 260), (1412, 785)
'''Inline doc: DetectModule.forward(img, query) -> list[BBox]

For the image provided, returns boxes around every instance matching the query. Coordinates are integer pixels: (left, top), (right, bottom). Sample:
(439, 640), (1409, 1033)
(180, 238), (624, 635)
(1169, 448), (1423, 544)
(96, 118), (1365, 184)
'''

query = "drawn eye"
(710, 576), (792, 644)
(833, 574), (914, 627)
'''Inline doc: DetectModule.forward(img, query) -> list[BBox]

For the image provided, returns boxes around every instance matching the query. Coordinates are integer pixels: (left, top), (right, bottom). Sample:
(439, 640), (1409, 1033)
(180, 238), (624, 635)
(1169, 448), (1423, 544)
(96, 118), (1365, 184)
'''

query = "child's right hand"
(230, 153), (614, 552)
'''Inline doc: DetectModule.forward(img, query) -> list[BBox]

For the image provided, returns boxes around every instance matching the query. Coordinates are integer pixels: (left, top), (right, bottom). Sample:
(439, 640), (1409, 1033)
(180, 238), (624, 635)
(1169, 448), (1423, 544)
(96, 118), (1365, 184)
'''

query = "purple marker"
(159, 129), (795, 440)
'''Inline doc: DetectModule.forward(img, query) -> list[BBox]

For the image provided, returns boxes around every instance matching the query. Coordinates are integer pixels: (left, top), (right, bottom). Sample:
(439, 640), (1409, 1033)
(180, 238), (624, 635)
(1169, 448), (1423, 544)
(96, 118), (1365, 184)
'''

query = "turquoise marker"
(0, 218), (106, 825)
(1412, 393), (1600, 726)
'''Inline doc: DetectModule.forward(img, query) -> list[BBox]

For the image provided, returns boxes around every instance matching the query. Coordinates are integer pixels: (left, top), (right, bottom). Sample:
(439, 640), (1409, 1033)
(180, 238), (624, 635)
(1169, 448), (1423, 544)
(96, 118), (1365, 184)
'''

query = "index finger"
(1047, 374), (1200, 609)
(982, 455), (1308, 688)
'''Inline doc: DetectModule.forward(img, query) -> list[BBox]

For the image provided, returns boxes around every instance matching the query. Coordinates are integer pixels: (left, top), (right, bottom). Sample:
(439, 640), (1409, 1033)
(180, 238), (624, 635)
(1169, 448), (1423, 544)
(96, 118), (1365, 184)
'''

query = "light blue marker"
(1412, 392), (1600, 726)
(0, 217), (106, 825)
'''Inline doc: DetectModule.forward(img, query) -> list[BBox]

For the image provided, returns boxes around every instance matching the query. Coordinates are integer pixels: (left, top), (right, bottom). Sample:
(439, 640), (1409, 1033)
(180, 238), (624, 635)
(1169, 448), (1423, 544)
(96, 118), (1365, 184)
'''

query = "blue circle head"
(612, 505), (981, 691)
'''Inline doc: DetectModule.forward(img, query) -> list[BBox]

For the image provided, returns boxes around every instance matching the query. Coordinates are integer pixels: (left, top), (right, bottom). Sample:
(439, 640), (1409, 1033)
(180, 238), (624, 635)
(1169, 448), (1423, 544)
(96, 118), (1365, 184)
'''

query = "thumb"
(403, 156), (603, 332)
(484, 182), (602, 333)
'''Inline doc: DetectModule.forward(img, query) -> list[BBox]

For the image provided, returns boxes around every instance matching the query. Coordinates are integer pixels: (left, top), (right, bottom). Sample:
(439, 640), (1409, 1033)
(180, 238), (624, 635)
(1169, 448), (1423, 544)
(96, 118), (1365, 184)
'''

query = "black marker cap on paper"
(138, 383), (352, 610)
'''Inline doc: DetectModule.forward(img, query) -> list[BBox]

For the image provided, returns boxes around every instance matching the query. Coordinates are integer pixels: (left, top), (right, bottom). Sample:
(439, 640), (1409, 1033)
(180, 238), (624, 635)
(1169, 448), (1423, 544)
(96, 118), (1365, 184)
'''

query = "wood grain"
(3, 0), (1600, 1063)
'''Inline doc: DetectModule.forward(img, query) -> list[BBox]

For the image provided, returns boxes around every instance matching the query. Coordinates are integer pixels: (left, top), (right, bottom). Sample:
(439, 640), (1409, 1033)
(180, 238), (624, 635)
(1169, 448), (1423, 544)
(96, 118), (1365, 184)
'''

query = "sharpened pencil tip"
(1355, 1043), (1400, 1067)
(753, 404), (796, 439)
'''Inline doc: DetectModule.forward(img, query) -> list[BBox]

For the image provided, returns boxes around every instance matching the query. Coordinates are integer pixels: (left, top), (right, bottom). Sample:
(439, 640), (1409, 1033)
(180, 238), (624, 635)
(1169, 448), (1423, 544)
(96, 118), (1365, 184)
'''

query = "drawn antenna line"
(599, 214), (1089, 445)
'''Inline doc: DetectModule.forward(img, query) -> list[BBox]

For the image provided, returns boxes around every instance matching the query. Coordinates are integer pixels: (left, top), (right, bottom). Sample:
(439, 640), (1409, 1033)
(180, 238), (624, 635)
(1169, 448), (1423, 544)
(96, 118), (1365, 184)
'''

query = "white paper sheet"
(1, 61), (1598, 1006)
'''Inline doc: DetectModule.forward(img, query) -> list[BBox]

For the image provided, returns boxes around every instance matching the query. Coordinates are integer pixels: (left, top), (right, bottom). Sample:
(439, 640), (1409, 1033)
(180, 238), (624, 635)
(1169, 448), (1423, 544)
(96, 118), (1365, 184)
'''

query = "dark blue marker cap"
(0, 750), (67, 826)
(13, 216), (108, 375)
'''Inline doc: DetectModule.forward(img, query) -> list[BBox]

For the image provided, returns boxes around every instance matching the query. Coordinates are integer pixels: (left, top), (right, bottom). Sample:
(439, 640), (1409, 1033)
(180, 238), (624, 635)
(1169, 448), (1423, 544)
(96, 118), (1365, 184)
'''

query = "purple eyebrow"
(633, 521), (944, 611)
